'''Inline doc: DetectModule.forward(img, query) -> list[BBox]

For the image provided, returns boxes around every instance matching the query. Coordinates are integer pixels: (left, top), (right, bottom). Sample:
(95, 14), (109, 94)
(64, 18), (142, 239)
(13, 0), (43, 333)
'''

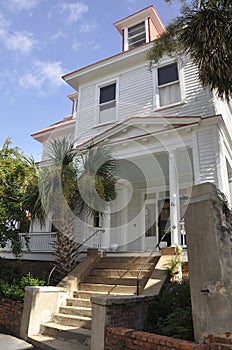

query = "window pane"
(145, 203), (156, 237)
(159, 82), (181, 106)
(128, 22), (145, 38)
(158, 63), (179, 86)
(100, 83), (116, 104)
(129, 33), (146, 49)
(99, 101), (116, 123)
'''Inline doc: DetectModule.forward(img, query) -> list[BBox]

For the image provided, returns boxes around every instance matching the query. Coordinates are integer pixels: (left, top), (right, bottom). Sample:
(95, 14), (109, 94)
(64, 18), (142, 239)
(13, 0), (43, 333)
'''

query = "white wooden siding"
(76, 56), (217, 144)
(118, 65), (153, 119)
(196, 127), (218, 185)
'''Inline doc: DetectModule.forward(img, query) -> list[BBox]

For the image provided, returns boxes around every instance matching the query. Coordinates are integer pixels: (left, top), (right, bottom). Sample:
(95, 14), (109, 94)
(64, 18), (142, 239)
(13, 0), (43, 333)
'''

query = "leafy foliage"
(148, 0), (232, 100)
(29, 137), (118, 280)
(146, 279), (194, 340)
(0, 138), (38, 256)
(0, 273), (45, 302)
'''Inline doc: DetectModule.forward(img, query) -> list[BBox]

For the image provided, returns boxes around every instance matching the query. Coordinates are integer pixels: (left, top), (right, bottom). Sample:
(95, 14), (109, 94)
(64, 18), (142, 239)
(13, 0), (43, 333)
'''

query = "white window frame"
(123, 18), (149, 52)
(153, 60), (184, 110)
(96, 79), (119, 125)
(128, 21), (146, 50)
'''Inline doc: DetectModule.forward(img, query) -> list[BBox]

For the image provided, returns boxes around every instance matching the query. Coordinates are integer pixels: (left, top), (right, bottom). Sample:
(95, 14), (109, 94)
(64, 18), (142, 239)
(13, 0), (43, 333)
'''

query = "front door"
(158, 199), (171, 246)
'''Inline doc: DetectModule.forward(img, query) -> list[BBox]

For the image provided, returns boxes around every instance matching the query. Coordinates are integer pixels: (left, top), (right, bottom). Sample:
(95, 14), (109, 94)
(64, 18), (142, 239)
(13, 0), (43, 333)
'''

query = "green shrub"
(146, 279), (194, 341)
(0, 273), (45, 302)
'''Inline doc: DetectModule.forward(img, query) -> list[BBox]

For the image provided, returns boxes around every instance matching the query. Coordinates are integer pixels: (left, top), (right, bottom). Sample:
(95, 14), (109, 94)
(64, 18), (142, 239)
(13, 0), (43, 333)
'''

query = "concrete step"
(73, 290), (133, 299)
(94, 261), (155, 270)
(84, 275), (145, 286)
(29, 334), (90, 350)
(89, 268), (151, 278)
(97, 256), (158, 264)
(66, 297), (91, 308)
(40, 322), (91, 346)
(59, 306), (92, 318)
(79, 282), (137, 294)
(52, 313), (91, 329)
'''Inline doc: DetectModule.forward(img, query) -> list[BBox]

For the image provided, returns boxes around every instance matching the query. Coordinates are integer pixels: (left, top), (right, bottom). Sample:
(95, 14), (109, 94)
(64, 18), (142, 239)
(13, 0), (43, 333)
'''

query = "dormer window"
(128, 21), (146, 50)
(114, 5), (165, 52)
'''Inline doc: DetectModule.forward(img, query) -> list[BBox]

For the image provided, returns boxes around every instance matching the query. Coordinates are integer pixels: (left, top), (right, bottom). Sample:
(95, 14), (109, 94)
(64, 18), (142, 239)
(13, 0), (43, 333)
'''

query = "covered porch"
(84, 148), (194, 252)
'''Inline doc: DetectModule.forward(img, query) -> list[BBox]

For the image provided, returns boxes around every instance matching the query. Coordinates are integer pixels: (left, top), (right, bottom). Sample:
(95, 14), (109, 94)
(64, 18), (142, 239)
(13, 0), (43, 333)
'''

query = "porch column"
(169, 151), (181, 245)
(101, 213), (110, 250)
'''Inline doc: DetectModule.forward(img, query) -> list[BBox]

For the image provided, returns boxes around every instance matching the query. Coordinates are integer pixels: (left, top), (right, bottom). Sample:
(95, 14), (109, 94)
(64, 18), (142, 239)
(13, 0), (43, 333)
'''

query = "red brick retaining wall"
(0, 298), (23, 337)
(105, 327), (209, 350)
(106, 296), (153, 330)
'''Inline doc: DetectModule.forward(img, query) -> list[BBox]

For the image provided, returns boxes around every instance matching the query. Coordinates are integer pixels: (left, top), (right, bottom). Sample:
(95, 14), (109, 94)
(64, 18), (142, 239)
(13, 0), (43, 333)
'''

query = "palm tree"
(148, 0), (232, 100)
(24, 137), (118, 280)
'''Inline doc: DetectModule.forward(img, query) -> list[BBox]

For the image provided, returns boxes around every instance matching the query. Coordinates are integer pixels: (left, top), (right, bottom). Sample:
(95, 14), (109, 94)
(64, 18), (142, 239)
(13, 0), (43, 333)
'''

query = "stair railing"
(136, 227), (171, 296)
(76, 228), (105, 251)
(47, 228), (105, 286)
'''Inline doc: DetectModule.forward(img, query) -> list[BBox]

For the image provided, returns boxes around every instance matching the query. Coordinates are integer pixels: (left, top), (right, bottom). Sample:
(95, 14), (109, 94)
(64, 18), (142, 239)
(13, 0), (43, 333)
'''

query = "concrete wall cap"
(25, 286), (67, 293)
(91, 294), (148, 306)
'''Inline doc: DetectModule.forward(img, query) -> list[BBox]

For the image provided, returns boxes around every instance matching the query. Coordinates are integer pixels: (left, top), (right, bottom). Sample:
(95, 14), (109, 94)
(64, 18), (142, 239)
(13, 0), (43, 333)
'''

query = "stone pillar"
(185, 182), (232, 342)
(169, 151), (181, 245)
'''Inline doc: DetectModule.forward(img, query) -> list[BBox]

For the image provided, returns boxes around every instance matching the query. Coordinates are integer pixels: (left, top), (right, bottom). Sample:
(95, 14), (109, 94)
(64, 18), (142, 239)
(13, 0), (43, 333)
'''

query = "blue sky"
(0, 0), (182, 160)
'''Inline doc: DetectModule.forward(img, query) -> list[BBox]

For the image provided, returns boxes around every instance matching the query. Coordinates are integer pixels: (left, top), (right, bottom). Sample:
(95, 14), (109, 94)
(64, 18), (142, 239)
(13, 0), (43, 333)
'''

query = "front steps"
(29, 254), (160, 350)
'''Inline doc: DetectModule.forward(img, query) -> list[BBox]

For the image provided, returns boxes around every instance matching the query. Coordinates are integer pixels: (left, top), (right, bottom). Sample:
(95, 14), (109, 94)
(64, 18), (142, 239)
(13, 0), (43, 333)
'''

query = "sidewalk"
(0, 333), (39, 350)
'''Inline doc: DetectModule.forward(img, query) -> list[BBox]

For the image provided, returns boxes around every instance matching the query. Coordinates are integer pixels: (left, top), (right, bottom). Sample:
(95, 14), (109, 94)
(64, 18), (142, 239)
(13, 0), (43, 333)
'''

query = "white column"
(101, 213), (110, 250)
(169, 151), (181, 245)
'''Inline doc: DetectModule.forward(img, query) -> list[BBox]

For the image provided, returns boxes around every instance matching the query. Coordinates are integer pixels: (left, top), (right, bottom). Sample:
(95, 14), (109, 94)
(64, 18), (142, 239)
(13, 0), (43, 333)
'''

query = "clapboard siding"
(76, 56), (216, 142)
(118, 64), (153, 119)
(196, 128), (218, 185)
(78, 84), (95, 137)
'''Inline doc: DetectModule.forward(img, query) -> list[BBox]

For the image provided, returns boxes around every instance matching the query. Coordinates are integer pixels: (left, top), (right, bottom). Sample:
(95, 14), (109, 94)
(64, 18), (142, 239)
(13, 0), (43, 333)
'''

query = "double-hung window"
(99, 82), (116, 124)
(157, 62), (181, 107)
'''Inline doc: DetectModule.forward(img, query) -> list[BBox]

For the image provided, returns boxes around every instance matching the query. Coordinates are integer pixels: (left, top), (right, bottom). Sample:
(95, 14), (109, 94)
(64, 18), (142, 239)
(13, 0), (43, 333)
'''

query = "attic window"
(128, 21), (146, 49)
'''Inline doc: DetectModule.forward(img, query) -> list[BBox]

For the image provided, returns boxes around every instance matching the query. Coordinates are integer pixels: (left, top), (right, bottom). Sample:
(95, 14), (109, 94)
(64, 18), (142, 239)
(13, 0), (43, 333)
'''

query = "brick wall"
(106, 297), (153, 330)
(0, 298), (23, 337)
(105, 327), (209, 350)
(18, 259), (54, 277)
(0, 259), (54, 278)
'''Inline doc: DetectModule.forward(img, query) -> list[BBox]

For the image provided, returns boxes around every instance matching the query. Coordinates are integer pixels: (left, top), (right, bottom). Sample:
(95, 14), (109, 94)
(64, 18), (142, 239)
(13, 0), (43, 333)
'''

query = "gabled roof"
(74, 115), (209, 151)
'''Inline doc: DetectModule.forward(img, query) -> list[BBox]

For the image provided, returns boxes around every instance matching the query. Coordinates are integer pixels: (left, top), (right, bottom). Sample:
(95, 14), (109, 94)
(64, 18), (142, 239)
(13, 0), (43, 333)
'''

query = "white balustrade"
(2, 233), (56, 253)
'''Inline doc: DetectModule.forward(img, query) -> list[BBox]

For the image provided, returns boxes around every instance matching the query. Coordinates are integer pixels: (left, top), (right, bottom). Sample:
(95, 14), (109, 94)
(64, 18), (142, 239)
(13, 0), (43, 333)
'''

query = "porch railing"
(2, 233), (56, 253)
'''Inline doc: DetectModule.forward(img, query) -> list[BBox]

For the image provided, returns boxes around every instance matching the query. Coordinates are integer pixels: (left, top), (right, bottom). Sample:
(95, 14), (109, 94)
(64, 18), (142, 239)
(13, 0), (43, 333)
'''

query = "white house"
(26, 5), (232, 255)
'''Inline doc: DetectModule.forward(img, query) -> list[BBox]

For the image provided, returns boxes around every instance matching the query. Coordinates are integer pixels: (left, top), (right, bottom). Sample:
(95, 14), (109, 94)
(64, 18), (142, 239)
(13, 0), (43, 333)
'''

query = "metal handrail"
(46, 228), (105, 286)
(136, 227), (171, 296)
(76, 228), (105, 251)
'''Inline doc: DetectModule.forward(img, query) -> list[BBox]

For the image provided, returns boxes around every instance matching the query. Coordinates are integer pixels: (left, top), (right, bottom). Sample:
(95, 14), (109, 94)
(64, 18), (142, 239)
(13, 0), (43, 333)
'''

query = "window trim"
(153, 60), (184, 110)
(96, 79), (119, 125)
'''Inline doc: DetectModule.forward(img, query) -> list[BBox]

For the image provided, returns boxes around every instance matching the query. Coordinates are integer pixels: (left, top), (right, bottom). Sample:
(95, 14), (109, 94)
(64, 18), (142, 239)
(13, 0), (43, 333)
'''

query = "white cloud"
(7, 0), (41, 11)
(19, 60), (66, 94)
(0, 11), (37, 54)
(50, 30), (66, 41)
(5, 30), (37, 54)
(59, 1), (88, 24)
(79, 21), (96, 33)
(72, 40), (100, 52)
